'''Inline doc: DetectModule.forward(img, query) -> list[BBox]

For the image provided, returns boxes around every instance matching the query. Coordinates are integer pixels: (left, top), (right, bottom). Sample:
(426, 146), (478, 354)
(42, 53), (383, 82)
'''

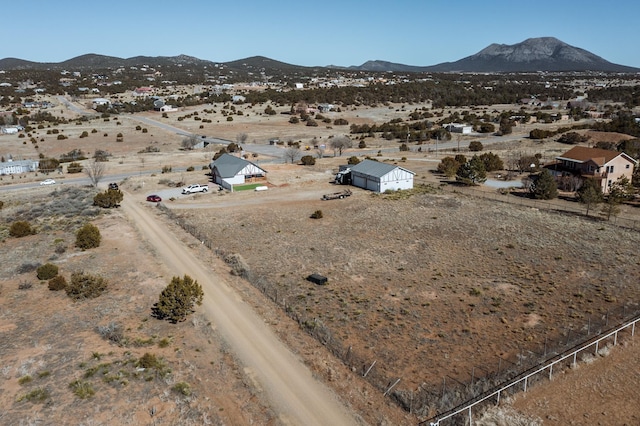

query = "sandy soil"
(1, 96), (639, 424)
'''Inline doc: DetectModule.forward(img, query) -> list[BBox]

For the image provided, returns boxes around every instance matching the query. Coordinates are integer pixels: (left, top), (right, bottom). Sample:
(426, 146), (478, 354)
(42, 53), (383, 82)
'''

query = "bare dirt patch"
(173, 180), (640, 417)
(0, 188), (275, 425)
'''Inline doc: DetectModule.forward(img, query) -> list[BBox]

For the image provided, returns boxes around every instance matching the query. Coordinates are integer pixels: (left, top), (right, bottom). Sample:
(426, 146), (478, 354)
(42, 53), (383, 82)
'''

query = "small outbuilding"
(348, 159), (415, 193)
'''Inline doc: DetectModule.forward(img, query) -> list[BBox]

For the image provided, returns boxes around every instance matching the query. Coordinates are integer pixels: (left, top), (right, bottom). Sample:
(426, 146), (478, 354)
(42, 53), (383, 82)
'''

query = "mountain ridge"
(0, 37), (637, 73)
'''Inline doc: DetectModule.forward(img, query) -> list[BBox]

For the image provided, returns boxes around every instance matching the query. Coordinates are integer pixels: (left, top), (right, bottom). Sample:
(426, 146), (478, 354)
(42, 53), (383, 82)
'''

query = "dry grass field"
(1, 96), (639, 424)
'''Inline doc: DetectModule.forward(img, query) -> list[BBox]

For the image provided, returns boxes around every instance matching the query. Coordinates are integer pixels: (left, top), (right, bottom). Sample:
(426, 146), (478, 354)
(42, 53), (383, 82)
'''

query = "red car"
(146, 194), (162, 202)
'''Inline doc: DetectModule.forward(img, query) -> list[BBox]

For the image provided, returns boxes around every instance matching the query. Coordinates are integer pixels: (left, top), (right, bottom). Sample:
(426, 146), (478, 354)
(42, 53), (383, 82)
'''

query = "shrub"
(289, 116), (299, 124)
(56, 134), (67, 140)
(306, 119), (318, 127)
(76, 223), (101, 249)
(17, 262), (40, 274)
(67, 162), (83, 173)
(48, 275), (68, 291)
(347, 156), (361, 165)
(154, 275), (204, 323)
(172, 382), (192, 396)
(37, 263), (59, 280)
(226, 116), (233, 121)
(300, 155), (316, 166)
(97, 322), (124, 344)
(18, 388), (50, 403)
(333, 118), (349, 126)
(18, 281), (33, 290)
(93, 189), (123, 208)
(9, 221), (35, 238)
(161, 165), (172, 173)
(186, 166), (195, 172)
(69, 380), (95, 399)
(79, 131), (89, 138)
(66, 271), (107, 300)
(468, 141), (484, 151)
(310, 210), (323, 219)
(358, 140), (367, 149)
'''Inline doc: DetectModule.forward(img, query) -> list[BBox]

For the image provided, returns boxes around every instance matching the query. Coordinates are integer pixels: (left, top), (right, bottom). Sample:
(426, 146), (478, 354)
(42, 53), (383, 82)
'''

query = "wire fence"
(442, 183), (640, 231)
(155, 202), (640, 422)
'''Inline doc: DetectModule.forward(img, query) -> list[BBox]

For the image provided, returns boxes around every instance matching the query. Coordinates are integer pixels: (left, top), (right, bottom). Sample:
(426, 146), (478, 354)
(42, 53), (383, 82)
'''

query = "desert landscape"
(1, 87), (640, 426)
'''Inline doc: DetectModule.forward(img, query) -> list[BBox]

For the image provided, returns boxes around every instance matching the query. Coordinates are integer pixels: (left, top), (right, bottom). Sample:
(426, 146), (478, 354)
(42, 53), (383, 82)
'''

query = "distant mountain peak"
(349, 37), (639, 73)
(425, 37), (637, 72)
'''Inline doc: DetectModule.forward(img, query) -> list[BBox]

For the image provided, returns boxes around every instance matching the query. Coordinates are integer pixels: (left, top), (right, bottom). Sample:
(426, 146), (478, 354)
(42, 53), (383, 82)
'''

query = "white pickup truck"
(181, 184), (209, 194)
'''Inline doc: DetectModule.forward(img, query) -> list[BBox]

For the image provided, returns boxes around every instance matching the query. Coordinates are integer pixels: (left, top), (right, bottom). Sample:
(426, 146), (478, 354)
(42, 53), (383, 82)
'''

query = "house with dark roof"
(552, 146), (637, 193)
(209, 153), (267, 190)
(348, 159), (415, 193)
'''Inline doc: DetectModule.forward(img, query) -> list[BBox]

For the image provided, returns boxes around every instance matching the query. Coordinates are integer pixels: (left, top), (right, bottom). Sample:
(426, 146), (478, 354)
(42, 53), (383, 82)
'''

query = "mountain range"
(0, 37), (637, 74)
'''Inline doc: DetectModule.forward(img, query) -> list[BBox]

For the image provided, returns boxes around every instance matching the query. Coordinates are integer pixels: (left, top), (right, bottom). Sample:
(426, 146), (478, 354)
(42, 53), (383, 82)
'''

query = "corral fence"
(421, 313), (640, 426)
(156, 203), (640, 421)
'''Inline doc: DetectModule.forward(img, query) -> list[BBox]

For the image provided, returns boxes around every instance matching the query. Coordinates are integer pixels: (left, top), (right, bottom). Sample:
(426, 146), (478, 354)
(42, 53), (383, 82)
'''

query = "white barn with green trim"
(209, 153), (267, 190)
(349, 159), (415, 193)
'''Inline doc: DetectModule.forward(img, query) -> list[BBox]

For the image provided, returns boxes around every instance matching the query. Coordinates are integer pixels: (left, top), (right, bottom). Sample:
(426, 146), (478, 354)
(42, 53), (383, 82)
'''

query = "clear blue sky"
(4, 0), (639, 68)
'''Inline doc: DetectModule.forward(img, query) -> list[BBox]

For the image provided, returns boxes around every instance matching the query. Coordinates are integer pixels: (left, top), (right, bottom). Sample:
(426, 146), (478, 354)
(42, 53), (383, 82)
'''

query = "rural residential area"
(1, 40), (640, 426)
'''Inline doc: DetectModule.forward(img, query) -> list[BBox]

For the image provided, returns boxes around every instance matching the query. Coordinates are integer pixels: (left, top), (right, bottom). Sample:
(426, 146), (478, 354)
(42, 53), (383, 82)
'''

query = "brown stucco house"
(552, 146), (637, 193)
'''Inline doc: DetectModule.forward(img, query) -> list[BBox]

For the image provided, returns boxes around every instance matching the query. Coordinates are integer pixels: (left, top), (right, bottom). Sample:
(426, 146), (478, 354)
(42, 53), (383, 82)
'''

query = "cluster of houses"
(207, 145), (637, 197)
(208, 153), (416, 193)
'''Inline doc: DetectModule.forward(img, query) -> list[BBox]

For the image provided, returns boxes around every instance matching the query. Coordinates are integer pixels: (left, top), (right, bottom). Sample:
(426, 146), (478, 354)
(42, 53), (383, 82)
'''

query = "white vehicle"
(181, 183), (209, 194)
(40, 179), (56, 185)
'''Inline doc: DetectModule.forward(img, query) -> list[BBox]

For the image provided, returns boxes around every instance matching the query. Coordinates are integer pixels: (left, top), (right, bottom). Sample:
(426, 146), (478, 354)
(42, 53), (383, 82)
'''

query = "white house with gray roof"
(349, 159), (415, 193)
(209, 153), (267, 189)
(0, 159), (39, 175)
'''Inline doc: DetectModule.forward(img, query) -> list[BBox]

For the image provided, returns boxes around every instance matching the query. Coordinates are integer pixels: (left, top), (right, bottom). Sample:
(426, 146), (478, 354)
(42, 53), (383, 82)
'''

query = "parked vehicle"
(108, 182), (119, 190)
(146, 194), (162, 202)
(182, 184), (209, 194)
(322, 189), (352, 200)
(40, 179), (56, 185)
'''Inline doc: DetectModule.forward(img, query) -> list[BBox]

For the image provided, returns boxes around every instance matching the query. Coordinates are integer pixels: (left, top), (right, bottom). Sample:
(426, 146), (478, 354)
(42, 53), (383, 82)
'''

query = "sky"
(4, 0), (639, 68)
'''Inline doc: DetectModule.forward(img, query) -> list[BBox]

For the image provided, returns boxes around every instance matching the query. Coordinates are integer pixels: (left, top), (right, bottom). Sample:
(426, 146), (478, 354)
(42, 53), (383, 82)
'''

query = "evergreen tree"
(576, 178), (603, 216)
(154, 275), (204, 323)
(456, 155), (487, 185)
(76, 223), (101, 249)
(530, 169), (558, 200)
(93, 189), (123, 208)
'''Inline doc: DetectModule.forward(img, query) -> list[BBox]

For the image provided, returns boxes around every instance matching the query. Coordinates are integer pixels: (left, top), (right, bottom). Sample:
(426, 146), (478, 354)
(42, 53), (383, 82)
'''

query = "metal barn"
(349, 160), (415, 193)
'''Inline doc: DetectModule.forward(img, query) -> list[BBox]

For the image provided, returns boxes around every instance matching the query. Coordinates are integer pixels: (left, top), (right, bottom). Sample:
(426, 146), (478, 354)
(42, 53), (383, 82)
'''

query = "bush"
(75, 223), (101, 249)
(310, 210), (323, 219)
(79, 131), (89, 138)
(186, 166), (195, 172)
(172, 382), (192, 396)
(468, 141), (484, 151)
(93, 189), (123, 208)
(69, 380), (95, 399)
(66, 272), (107, 300)
(333, 118), (349, 126)
(347, 156), (361, 165)
(37, 263), (59, 280)
(97, 322), (124, 344)
(9, 221), (35, 238)
(67, 162), (83, 173)
(358, 140), (367, 149)
(154, 275), (204, 323)
(48, 275), (68, 291)
(306, 119), (318, 127)
(300, 155), (316, 165)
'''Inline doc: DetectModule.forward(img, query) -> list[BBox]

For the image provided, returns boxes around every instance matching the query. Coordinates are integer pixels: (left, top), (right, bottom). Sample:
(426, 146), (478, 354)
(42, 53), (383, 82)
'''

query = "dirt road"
(121, 194), (360, 426)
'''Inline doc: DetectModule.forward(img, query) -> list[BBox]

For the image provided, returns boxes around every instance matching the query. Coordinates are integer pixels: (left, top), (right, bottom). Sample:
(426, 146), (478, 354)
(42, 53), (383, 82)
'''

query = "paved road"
(121, 193), (359, 426)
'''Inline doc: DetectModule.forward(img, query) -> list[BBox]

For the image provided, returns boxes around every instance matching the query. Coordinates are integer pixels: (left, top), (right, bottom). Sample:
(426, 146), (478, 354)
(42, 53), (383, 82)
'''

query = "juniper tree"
(154, 275), (204, 323)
